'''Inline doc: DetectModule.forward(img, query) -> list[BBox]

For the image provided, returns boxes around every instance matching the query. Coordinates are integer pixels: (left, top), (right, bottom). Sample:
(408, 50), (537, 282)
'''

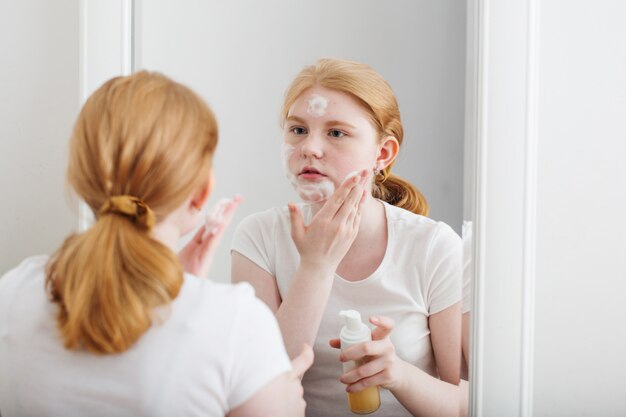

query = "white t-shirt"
(232, 201), (462, 417)
(0, 255), (291, 417)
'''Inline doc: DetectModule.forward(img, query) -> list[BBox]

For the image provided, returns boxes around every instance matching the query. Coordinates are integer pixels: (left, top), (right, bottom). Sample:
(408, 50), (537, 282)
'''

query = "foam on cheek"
(281, 143), (297, 183)
(307, 94), (328, 117)
(296, 180), (335, 203)
(281, 142), (336, 203)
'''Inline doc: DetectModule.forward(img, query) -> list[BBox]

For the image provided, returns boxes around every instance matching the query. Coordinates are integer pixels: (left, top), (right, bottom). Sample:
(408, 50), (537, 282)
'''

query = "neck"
(310, 193), (386, 239)
(151, 222), (181, 252)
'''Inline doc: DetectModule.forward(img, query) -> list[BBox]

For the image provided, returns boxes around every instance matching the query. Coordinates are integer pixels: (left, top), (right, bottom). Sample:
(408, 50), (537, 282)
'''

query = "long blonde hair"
(281, 58), (428, 216)
(46, 71), (218, 354)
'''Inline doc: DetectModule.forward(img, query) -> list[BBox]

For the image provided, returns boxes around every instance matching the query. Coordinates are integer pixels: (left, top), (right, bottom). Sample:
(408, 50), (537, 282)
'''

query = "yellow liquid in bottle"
(346, 385), (381, 414)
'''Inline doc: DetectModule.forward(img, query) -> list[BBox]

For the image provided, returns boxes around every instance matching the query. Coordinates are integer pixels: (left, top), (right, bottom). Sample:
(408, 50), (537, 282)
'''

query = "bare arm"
(392, 360), (466, 417)
(232, 172), (367, 359)
(461, 311), (470, 380)
(231, 252), (334, 358)
(231, 252), (281, 314)
(429, 301), (462, 385)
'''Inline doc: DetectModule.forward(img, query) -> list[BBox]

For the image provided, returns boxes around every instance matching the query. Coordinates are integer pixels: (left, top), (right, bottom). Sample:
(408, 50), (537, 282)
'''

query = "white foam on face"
(344, 170), (361, 182)
(281, 142), (336, 203)
(295, 180), (335, 203)
(307, 94), (328, 117)
(281, 143), (296, 181)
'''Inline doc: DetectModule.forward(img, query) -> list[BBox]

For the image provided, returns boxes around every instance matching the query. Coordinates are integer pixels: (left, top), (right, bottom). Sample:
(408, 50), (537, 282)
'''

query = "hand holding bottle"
(330, 315), (405, 393)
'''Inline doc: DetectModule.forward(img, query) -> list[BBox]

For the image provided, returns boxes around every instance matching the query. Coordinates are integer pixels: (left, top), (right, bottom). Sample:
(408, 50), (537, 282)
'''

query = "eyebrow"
(285, 115), (357, 130)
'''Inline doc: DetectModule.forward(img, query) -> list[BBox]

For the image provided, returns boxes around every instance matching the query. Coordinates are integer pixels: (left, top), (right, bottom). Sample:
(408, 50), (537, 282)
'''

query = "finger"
(340, 339), (392, 362)
(340, 356), (387, 385)
(192, 223), (209, 244)
(328, 338), (341, 349)
(370, 316), (395, 340)
(201, 195), (243, 242)
(315, 171), (362, 221)
(331, 178), (366, 223)
(291, 344), (314, 378)
(217, 195), (243, 230)
(288, 204), (306, 242)
(346, 372), (388, 393)
(350, 190), (366, 230)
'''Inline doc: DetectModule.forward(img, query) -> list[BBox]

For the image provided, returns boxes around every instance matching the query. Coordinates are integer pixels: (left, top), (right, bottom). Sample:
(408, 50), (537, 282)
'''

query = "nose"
(300, 131), (324, 159)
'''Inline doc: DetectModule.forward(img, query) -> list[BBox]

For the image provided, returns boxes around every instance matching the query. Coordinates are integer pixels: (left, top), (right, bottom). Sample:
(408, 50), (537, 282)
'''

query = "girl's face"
(283, 86), (381, 199)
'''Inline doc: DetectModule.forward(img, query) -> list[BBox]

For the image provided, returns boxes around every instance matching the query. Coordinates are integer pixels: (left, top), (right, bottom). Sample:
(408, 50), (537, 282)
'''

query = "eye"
(328, 129), (346, 138)
(289, 126), (307, 135)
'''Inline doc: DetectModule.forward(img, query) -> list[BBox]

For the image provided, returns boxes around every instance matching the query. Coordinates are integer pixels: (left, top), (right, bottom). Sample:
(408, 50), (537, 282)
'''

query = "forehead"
(288, 86), (371, 120)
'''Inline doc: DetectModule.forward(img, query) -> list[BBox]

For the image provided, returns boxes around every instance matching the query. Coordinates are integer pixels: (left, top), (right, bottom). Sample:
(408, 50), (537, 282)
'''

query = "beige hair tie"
(98, 195), (156, 231)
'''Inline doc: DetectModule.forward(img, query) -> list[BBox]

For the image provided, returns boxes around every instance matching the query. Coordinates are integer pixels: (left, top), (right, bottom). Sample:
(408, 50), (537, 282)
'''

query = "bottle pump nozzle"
(340, 310), (363, 331)
(339, 310), (370, 345)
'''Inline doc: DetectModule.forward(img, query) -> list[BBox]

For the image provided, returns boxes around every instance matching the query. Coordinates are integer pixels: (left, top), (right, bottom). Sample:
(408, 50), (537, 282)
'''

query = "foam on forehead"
(307, 94), (328, 117)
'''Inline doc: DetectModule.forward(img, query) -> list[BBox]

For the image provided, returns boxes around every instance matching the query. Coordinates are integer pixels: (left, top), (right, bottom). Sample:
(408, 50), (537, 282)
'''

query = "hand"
(288, 170), (368, 274)
(285, 344), (315, 415)
(178, 195), (242, 278)
(329, 315), (405, 392)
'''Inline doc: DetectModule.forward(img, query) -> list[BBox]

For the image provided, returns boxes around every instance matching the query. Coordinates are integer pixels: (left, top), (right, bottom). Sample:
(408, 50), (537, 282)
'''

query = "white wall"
(533, 1), (626, 415)
(471, 0), (626, 415)
(0, 0), (79, 275)
(136, 0), (467, 283)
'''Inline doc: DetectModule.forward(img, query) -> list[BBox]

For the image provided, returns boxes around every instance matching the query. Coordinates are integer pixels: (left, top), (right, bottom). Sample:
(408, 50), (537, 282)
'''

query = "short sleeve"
(231, 211), (275, 275)
(225, 283), (292, 410)
(425, 223), (463, 315)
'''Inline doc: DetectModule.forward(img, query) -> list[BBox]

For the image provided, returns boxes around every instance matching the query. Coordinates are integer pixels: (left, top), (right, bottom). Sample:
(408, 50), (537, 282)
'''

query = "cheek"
(281, 142), (299, 173)
(335, 152), (367, 173)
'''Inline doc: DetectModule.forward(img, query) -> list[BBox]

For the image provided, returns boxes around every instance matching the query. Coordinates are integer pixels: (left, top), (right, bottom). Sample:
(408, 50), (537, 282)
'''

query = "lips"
(298, 166), (327, 179)
(299, 166), (325, 176)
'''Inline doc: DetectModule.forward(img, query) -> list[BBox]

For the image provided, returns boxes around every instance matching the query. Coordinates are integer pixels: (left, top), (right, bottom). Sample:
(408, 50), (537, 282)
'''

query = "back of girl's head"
(47, 71), (218, 354)
(281, 58), (428, 216)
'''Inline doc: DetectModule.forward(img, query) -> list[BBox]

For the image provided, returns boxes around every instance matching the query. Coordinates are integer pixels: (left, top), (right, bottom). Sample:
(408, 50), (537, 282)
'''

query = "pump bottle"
(339, 310), (381, 414)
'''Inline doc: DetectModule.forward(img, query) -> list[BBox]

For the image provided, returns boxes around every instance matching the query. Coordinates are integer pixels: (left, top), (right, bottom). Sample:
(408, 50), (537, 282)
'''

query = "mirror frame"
(467, 0), (540, 415)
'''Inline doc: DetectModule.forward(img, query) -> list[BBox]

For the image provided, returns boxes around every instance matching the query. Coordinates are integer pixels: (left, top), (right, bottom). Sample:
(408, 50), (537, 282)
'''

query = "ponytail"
(372, 171), (429, 216)
(46, 210), (182, 354)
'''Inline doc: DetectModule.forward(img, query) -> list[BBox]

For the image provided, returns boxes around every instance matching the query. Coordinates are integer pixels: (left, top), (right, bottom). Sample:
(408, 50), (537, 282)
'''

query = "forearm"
(390, 359), (462, 417)
(275, 263), (334, 358)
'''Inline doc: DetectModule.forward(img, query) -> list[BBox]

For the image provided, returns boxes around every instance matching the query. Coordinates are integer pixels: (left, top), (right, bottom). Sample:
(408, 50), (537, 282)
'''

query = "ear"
(376, 136), (400, 170)
(190, 169), (215, 210)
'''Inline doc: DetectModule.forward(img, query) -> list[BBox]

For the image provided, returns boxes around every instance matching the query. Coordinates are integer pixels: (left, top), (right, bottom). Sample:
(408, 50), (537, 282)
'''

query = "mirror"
(137, 0), (472, 415)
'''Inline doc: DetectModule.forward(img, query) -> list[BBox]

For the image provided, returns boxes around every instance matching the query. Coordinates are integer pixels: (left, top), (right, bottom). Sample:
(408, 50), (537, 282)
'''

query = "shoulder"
(233, 206), (289, 236)
(384, 202), (460, 240)
(181, 276), (273, 319)
(0, 255), (49, 294)
(383, 202), (461, 254)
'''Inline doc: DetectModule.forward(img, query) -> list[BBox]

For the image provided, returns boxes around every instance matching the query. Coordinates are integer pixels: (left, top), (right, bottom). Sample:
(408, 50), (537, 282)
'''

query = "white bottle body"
(339, 310), (381, 414)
